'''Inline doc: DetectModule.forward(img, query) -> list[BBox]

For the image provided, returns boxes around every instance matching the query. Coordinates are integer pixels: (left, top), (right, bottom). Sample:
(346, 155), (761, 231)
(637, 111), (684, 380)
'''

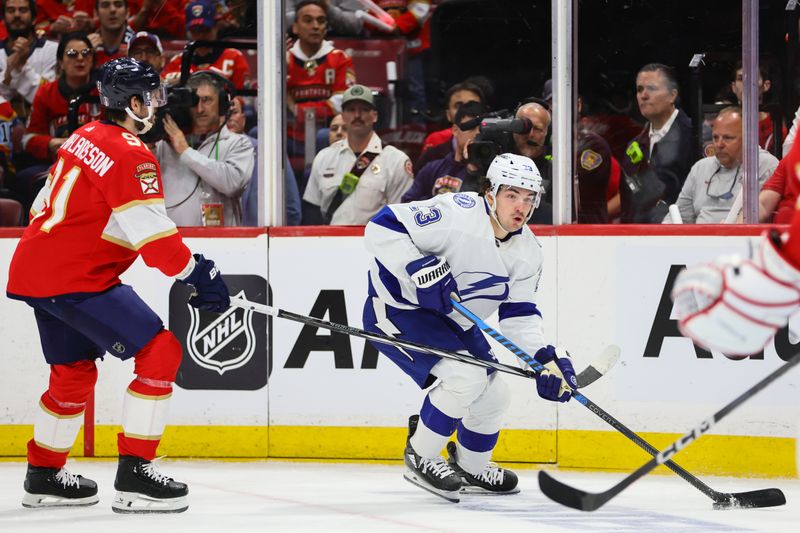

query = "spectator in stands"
(34, 0), (94, 37)
(128, 0), (186, 39)
(620, 63), (694, 223)
(229, 96), (302, 226)
(731, 61), (786, 155)
(304, 84), (412, 225)
(156, 71), (254, 226)
(286, 0), (365, 36)
(286, 0), (355, 159)
(89, 0), (135, 67)
(413, 80), (484, 173)
(328, 112), (346, 144)
(667, 106), (777, 224)
(513, 99), (552, 223)
(402, 101), (483, 202)
(126, 30), (163, 72)
(22, 32), (98, 164)
(161, 0), (251, 89)
(0, 0), (58, 107)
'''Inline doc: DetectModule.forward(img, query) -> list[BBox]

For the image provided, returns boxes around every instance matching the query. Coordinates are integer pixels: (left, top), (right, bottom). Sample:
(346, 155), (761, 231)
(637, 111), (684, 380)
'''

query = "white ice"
(1, 460), (798, 532)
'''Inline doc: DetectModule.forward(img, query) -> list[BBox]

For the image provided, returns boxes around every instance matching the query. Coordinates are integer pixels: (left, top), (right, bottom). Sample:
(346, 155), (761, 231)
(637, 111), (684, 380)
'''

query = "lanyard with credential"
(323, 148), (380, 222)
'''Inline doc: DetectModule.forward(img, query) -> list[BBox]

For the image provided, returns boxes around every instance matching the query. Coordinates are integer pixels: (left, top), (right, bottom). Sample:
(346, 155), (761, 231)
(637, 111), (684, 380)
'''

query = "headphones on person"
(188, 70), (236, 118)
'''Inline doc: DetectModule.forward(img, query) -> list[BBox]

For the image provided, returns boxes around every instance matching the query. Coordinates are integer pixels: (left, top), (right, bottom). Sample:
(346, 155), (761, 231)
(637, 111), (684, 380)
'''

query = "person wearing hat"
(161, 0), (250, 89)
(127, 30), (163, 73)
(303, 83), (413, 225)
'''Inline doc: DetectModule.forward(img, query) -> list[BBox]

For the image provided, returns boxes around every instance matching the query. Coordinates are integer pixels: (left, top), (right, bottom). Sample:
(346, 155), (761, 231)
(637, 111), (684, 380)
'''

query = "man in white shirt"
(0, 0), (58, 106)
(304, 84), (413, 225)
(665, 106), (778, 224)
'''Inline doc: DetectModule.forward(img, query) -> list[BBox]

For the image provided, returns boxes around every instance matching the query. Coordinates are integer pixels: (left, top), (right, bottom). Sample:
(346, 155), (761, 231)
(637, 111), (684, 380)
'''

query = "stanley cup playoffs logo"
(170, 275), (271, 390)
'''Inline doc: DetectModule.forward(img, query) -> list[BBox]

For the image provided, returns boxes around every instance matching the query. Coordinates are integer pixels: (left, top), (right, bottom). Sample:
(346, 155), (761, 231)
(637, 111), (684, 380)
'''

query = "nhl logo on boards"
(170, 275), (271, 390)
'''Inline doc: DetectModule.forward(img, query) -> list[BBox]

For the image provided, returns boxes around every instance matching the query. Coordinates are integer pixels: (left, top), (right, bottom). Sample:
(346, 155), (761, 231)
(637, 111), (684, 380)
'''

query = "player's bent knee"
(133, 329), (183, 382)
(48, 359), (98, 404)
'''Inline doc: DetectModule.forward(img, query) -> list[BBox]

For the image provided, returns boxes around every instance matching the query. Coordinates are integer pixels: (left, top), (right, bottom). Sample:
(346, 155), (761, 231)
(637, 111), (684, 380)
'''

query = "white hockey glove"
(671, 231), (800, 358)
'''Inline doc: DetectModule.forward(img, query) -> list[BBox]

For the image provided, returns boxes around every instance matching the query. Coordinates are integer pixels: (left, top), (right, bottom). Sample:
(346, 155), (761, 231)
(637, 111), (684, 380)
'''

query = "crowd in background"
(1, 0), (798, 228)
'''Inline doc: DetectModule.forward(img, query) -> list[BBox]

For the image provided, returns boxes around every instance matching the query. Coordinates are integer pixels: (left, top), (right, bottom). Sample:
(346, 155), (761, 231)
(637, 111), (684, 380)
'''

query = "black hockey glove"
(179, 254), (230, 313)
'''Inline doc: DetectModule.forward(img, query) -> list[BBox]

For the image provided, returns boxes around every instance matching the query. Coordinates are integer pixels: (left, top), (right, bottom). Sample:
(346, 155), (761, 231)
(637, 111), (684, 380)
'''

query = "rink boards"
(0, 225), (797, 478)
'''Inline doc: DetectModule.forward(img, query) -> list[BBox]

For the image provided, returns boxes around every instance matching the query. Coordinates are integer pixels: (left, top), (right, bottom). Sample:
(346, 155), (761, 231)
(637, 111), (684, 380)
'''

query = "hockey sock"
(27, 392), (85, 468)
(411, 395), (458, 457)
(455, 421), (499, 475)
(118, 377), (172, 460)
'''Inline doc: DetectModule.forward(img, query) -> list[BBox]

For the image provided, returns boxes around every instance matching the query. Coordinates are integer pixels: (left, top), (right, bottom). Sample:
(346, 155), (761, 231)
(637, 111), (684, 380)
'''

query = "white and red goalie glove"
(671, 231), (800, 358)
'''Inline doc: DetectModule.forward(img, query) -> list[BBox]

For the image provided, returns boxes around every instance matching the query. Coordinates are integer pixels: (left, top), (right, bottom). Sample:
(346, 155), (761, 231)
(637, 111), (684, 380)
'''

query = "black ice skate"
(446, 441), (520, 495)
(403, 415), (463, 503)
(112, 455), (188, 513)
(22, 464), (99, 508)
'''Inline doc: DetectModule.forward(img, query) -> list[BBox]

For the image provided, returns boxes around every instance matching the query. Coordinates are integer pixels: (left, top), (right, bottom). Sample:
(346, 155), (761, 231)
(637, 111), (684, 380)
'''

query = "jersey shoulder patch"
(580, 149), (603, 171)
(452, 193), (476, 209)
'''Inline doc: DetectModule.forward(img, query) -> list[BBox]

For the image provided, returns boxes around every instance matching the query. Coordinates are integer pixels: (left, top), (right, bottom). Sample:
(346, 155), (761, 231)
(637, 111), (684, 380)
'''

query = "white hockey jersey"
(364, 192), (548, 355)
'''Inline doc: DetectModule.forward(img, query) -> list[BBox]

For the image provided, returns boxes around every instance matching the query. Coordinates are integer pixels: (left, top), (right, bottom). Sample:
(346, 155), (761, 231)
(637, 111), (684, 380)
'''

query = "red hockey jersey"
(286, 40), (355, 143)
(161, 47), (251, 89)
(7, 120), (191, 299)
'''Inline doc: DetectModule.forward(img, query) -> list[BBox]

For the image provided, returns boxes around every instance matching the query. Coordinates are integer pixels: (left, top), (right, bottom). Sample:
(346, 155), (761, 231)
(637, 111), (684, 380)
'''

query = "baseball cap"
(341, 84), (375, 108)
(186, 0), (216, 30)
(127, 32), (163, 56)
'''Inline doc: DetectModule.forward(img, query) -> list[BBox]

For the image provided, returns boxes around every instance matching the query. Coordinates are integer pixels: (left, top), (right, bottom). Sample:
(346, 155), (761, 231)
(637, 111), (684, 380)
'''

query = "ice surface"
(0, 460), (798, 532)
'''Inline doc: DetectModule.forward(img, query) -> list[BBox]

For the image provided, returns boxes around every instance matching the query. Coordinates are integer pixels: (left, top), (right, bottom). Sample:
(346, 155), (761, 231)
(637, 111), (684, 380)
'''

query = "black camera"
(467, 113), (532, 174)
(138, 86), (199, 144)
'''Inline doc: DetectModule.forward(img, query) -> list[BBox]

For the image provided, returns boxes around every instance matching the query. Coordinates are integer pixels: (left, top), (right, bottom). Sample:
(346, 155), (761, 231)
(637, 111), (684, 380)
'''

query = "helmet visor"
(143, 84), (168, 108)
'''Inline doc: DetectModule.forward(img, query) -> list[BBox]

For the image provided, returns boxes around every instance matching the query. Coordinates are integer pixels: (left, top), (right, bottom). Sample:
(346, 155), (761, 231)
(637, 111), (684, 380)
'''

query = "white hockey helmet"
(486, 153), (543, 211)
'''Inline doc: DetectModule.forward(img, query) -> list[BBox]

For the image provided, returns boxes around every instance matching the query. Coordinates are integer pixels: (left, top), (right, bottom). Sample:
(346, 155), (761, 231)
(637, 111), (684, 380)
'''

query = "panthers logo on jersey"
(135, 163), (159, 194)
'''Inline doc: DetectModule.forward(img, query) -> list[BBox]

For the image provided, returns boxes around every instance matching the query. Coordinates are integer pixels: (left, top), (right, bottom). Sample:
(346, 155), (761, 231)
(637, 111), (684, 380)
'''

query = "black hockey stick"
(449, 298), (787, 510)
(539, 352), (799, 511)
(228, 296), (617, 387)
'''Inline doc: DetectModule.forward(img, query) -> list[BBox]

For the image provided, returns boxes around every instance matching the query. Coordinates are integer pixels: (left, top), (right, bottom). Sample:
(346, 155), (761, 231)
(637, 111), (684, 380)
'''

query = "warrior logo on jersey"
(171, 275), (271, 390)
(186, 290), (256, 375)
(135, 163), (159, 194)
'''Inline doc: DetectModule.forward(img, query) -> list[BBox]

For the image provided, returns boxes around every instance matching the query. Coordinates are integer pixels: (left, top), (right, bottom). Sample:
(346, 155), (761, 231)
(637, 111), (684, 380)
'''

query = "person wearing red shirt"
(22, 32), (99, 163)
(161, 0), (250, 89)
(7, 56), (229, 513)
(286, 0), (355, 154)
(127, 0), (185, 39)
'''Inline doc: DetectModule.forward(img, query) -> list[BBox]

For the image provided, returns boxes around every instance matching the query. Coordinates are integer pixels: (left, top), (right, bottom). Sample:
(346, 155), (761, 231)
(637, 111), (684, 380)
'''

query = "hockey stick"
(538, 353), (799, 511)
(449, 298), (786, 510)
(228, 296), (616, 388)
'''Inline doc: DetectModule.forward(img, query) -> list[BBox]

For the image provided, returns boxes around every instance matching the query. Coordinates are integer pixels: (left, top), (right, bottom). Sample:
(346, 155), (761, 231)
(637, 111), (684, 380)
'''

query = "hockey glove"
(534, 345), (577, 402)
(406, 255), (460, 315)
(178, 254), (231, 313)
(672, 231), (800, 358)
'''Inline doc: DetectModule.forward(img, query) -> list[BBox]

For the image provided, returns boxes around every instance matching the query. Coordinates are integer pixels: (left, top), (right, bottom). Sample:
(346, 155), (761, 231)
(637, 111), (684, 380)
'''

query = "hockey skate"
(403, 415), (463, 503)
(112, 455), (188, 513)
(446, 441), (520, 495)
(22, 464), (99, 508)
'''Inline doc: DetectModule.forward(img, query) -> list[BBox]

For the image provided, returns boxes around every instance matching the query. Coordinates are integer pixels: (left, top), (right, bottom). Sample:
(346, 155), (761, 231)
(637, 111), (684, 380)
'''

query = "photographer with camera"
(155, 70), (254, 227)
(466, 100), (553, 223)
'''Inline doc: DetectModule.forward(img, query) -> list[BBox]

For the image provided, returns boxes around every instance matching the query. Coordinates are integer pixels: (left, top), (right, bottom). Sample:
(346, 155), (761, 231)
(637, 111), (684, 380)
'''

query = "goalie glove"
(406, 255), (460, 315)
(671, 231), (800, 358)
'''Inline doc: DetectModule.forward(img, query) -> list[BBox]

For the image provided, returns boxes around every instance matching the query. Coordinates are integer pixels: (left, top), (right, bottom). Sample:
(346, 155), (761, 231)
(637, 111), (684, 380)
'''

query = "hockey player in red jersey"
(672, 135), (800, 358)
(6, 57), (230, 513)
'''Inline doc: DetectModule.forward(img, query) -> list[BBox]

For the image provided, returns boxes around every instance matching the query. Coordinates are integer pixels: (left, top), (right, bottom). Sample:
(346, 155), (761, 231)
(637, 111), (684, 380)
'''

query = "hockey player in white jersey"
(362, 153), (577, 502)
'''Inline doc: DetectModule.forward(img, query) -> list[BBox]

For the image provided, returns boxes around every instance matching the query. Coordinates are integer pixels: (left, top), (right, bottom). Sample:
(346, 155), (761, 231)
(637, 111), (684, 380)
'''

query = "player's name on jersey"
(61, 131), (116, 177)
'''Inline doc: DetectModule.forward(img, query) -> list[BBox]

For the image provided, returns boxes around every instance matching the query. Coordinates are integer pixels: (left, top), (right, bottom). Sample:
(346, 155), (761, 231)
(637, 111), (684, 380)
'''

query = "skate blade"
(22, 492), (99, 508)
(459, 484), (521, 496)
(403, 471), (460, 503)
(112, 491), (188, 514)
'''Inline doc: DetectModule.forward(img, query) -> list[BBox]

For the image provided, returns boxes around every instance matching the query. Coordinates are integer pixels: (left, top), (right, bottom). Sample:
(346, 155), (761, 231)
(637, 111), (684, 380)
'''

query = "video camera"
(138, 85), (199, 144)
(466, 111), (533, 174)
